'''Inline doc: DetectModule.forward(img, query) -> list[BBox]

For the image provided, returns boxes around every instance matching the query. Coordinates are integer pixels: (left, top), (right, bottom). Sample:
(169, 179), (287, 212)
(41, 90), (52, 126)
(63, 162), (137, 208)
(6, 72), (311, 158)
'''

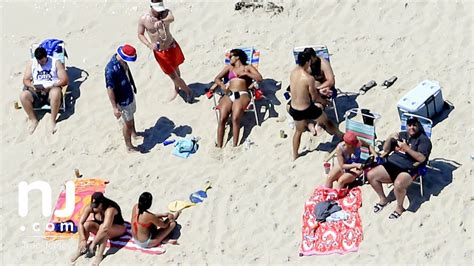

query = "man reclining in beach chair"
(209, 48), (263, 148)
(20, 45), (68, 134)
(366, 115), (432, 219)
(289, 50), (343, 160)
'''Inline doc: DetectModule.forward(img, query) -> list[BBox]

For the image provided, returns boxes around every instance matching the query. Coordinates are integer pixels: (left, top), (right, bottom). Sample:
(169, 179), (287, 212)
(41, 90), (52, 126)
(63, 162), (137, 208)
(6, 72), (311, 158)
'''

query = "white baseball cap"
(150, 1), (166, 12)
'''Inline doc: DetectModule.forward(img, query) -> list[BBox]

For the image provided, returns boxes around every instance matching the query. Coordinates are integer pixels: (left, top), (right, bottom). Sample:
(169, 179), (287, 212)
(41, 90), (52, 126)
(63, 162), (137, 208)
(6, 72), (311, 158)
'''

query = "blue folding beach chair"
(213, 47), (263, 126)
(292, 45), (340, 123)
(400, 113), (433, 196)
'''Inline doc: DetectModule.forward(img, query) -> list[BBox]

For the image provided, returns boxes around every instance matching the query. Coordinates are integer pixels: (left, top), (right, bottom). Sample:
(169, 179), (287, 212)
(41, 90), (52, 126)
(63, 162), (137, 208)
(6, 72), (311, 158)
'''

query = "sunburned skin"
(138, 11), (174, 50)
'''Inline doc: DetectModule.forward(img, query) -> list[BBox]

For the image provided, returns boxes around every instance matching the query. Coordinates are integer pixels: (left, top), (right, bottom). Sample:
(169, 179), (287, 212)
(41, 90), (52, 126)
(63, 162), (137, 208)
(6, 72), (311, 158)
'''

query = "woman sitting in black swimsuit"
(71, 192), (126, 265)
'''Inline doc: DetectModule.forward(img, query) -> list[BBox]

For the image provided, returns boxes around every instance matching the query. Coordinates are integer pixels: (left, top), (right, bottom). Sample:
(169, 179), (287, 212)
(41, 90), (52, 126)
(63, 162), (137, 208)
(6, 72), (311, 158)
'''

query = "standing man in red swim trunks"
(138, 0), (194, 103)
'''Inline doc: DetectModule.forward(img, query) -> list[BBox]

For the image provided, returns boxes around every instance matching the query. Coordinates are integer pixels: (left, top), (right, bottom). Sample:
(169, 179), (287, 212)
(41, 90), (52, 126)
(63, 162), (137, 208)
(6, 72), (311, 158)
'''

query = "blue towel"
(39, 39), (64, 56)
(172, 138), (199, 158)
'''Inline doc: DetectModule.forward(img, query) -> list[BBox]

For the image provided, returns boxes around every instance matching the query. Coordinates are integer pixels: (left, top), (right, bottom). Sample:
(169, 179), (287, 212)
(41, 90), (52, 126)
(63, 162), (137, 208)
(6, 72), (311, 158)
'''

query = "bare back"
(138, 11), (175, 50)
(289, 66), (316, 110)
(131, 204), (153, 240)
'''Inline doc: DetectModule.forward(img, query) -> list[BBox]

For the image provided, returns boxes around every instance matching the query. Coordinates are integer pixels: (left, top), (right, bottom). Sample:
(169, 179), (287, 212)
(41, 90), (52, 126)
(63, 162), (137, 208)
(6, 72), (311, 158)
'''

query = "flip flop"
(382, 76), (398, 88)
(388, 210), (404, 219)
(373, 202), (388, 213)
(168, 200), (196, 212)
(189, 181), (212, 204)
(359, 80), (377, 95)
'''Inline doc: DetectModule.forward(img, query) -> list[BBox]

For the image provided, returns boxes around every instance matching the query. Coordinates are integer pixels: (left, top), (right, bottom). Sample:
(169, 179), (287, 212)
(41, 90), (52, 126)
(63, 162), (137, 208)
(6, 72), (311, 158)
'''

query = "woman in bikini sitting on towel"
(71, 192), (126, 265)
(131, 192), (180, 248)
(210, 48), (263, 148)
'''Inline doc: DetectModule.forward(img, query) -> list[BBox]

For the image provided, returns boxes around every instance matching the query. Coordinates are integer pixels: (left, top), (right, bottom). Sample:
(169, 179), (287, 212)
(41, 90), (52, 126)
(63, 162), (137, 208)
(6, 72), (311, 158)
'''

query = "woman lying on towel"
(131, 192), (180, 248)
(325, 132), (378, 188)
(71, 192), (126, 265)
(210, 48), (263, 148)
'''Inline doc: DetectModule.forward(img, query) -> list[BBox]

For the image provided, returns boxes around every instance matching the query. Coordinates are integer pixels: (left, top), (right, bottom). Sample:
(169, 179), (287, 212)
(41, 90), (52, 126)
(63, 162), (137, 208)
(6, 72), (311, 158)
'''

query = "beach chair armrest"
(324, 148), (338, 162)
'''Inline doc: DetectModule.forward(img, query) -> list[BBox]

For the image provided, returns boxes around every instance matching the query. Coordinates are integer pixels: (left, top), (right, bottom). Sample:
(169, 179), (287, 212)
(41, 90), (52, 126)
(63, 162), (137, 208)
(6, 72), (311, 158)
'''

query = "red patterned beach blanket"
(299, 186), (363, 256)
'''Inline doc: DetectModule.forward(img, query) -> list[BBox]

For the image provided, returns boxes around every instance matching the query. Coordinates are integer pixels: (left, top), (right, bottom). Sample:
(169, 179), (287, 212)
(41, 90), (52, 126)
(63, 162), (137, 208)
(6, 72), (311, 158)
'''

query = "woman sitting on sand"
(325, 132), (377, 188)
(71, 192), (126, 265)
(131, 192), (179, 248)
(209, 48), (263, 148)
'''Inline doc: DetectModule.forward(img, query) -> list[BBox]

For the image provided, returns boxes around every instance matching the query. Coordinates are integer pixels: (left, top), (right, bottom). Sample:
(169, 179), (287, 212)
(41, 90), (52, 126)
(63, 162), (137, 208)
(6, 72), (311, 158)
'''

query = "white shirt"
(31, 56), (59, 87)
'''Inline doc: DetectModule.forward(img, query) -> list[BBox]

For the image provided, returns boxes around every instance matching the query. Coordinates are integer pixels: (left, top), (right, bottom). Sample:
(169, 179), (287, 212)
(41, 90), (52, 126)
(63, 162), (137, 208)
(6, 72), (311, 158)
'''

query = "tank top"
(338, 143), (362, 164)
(31, 56), (59, 86)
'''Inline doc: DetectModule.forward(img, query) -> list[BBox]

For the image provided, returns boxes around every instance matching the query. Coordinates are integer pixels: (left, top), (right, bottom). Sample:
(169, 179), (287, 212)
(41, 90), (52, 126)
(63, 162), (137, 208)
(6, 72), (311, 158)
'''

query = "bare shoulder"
(304, 71), (315, 82)
(138, 13), (148, 23)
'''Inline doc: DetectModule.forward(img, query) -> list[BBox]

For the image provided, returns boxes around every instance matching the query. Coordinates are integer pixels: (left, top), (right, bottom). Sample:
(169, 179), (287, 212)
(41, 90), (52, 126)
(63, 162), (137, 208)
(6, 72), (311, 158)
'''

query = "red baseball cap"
(343, 132), (361, 147)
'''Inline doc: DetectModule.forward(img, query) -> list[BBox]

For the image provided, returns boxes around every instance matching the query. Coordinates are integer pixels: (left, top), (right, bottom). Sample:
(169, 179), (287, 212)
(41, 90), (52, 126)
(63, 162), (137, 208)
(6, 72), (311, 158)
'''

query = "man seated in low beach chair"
(366, 116), (432, 219)
(20, 47), (68, 134)
(289, 50), (343, 160)
(210, 48), (262, 148)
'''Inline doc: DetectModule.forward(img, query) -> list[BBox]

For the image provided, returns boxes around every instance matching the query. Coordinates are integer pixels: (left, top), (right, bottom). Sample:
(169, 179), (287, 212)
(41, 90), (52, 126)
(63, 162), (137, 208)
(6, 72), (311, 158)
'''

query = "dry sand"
(0, 0), (472, 265)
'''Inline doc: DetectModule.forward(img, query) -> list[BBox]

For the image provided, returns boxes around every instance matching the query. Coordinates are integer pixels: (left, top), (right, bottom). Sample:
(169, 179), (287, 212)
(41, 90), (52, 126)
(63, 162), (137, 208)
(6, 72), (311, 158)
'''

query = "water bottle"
(288, 116), (295, 129)
(163, 139), (176, 146)
(244, 139), (251, 150)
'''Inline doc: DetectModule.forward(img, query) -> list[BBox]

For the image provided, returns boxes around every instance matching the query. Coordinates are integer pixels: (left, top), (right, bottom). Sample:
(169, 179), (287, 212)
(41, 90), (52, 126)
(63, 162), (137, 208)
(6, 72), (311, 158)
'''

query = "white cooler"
(397, 80), (444, 119)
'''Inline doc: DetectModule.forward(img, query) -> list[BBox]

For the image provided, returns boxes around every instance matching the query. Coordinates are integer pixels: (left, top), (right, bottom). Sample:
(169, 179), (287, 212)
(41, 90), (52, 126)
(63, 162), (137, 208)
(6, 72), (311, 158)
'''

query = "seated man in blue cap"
(367, 116), (432, 219)
(105, 44), (143, 152)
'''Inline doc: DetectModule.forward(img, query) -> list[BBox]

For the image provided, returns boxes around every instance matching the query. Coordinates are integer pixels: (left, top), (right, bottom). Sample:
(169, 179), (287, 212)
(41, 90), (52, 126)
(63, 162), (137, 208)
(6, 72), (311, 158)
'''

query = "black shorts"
(288, 103), (322, 121)
(382, 161), (413, 182)
(23, 87), (49, 108)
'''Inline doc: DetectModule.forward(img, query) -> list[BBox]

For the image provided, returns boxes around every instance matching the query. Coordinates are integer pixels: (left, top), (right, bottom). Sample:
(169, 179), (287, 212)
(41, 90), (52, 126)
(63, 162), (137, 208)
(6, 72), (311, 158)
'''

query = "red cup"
(323, 162), (331, 174)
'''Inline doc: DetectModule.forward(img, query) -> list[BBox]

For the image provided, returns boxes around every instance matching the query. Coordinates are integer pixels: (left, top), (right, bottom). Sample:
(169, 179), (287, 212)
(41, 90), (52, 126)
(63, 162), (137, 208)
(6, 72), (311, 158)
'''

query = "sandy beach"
(0, 0), (472, 265)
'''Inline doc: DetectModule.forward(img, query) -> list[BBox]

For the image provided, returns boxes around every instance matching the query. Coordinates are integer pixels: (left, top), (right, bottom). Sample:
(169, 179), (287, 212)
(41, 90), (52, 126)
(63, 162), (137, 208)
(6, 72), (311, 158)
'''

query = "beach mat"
(299, 186), (363, 256)
(88, 222), (166, 255)
(44, 178), (108, 240)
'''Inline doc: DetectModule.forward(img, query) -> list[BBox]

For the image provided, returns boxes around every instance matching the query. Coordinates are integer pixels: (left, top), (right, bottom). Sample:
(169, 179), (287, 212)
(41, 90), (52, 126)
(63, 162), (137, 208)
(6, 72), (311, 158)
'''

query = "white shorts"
(118, 99), (136, 122)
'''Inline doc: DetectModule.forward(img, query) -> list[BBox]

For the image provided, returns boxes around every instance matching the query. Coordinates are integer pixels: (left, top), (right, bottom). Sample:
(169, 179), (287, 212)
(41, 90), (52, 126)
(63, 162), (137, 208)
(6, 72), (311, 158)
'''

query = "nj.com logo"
(18, 180), (77, 236)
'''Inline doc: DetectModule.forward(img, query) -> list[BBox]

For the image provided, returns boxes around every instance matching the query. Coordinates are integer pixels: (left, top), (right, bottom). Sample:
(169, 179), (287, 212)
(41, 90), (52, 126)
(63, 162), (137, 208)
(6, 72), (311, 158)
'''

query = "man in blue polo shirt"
(105, 44), (142, 152)
(367, 117), (432, 219)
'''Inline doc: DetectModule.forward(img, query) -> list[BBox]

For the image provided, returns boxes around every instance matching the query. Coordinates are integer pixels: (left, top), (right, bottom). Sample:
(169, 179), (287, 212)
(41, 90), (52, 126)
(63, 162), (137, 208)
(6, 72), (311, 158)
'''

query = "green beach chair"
(325, 108), (381, 183)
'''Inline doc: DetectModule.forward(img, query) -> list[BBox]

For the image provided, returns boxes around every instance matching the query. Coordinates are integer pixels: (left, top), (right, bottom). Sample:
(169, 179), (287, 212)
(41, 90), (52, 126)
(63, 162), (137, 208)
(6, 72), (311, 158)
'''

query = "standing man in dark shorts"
(137, 0), (193, 103)
(367, 117), (432, 219)
(289, 50), (343, 160)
